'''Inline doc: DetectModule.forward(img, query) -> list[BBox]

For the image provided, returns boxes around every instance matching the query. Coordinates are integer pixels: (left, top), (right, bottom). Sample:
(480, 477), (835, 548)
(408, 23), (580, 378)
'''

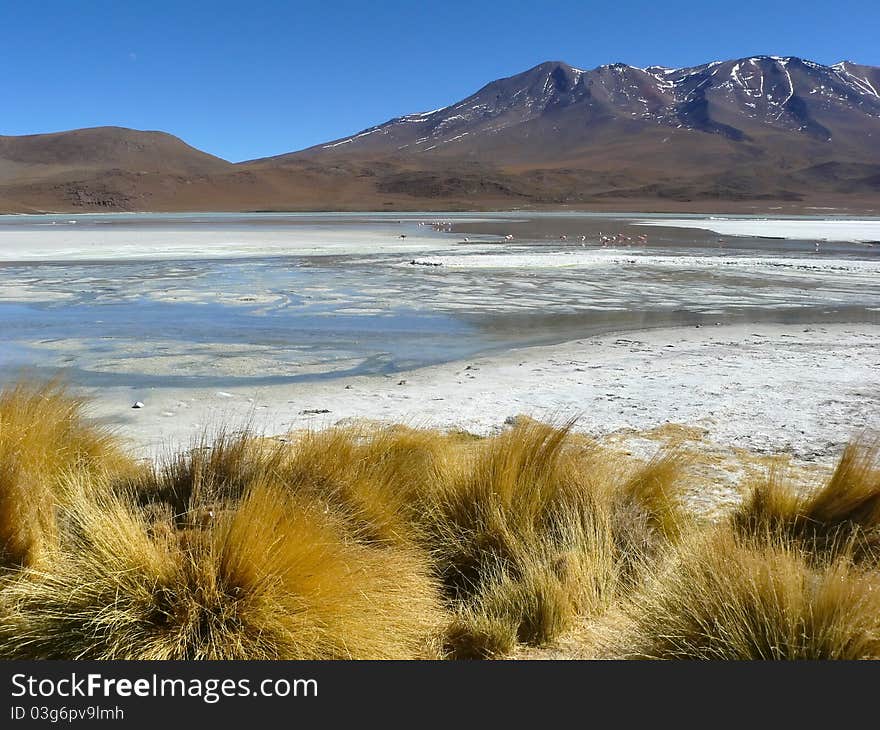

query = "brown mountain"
(0, 126), (236, 212)
(2, 57), (879, 213)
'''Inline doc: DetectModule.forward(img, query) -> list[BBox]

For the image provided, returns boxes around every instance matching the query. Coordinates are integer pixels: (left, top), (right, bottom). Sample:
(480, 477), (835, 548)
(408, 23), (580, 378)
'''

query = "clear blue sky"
(2, 0), (877, 161)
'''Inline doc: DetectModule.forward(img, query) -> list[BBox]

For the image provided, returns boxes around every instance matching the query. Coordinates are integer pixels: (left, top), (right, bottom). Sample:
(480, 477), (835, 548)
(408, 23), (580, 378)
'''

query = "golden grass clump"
(123, 425), (464, 548)
(0, 478), (445, 659)
(414, 419), (686, 657)
(120, 431), (288, 529)
(278, 425), (459, 546)
(12, 377), (880, 661)
(121, 419), (687, 658)
(0, 382), (134, 571)
(731, 440), (880, 563)
(624, 529), (880, 660)
(445, 545), (602, 659)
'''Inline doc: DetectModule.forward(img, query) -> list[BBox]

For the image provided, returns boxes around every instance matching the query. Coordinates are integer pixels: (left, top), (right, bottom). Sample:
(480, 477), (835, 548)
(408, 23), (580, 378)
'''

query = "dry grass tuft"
(731, 440), (880, 563)
(0, 478), (445, 659)
(14, 380), (878, 661)
(123, 424), (462, 547)
(416, 419), (686, 655)
(120, 431), (286, 528)
(624, 529), (880, 660)
(118, 419), (687, 658)
(0, 382), (134, 571)
(445, 555), (586, 658)
(279, 425), (458, 546)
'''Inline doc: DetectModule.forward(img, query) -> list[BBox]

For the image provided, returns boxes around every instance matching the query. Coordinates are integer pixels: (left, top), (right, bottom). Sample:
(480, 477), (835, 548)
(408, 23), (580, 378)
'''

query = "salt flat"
(635, 217), (880, 242)
(0, 228), (446, 261)
(408, 251), (880, 277)
(86, 322), (880, 465)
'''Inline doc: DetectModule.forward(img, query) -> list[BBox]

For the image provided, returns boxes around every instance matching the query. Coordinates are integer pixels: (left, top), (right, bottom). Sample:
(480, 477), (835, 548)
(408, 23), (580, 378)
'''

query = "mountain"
(294, 57), (880, 159)
(271, 56), (880, 207)
(1, 57), (879, 213)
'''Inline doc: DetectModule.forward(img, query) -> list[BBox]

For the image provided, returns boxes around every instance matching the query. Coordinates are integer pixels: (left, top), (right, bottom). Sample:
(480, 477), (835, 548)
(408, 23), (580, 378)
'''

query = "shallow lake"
(0, 212), (878, 389)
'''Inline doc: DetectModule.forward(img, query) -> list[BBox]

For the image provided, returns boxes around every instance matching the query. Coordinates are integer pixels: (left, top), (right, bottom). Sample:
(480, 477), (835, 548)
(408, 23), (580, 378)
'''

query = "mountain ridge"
(284, 56), (880, 159)
(1, 55), (878, 213)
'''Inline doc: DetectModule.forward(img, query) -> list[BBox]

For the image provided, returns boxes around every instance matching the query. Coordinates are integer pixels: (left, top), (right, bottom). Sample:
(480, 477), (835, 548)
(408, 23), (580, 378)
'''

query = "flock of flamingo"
(404, 220), (830, 252)
(410, 220), (653, 247)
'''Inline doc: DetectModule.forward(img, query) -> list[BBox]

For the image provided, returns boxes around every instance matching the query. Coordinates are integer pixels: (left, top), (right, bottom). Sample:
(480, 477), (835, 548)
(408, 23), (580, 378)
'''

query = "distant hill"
(2, 57), (879, 213)
(0, 126), (228, 176)
(0, 127), (234, 211)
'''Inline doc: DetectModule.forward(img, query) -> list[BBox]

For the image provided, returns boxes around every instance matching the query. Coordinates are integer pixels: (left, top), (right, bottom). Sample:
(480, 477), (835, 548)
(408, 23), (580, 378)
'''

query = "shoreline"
(83, 321), (880, 466)
(1, 210), (879, 264)
(2, 199), (880, 216)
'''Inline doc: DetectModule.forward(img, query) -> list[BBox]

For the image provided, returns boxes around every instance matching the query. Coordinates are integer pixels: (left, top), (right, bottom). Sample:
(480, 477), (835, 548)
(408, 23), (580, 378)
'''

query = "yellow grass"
(1, 380), (878, 660)
(412, 419), (686, 655)
(0, 478), (444, 659)
(624, 529), (880, 659)
(0, 382), (134, 570)
(731, 440), (880, 563)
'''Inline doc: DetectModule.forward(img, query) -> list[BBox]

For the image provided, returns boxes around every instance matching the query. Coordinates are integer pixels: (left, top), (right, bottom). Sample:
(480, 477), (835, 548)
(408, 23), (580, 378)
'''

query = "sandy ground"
(85, 322), (880, 472)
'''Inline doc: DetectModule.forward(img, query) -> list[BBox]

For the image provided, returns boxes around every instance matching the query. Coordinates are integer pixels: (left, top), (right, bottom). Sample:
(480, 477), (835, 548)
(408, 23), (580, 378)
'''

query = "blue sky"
(2, 0), (877, 161)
